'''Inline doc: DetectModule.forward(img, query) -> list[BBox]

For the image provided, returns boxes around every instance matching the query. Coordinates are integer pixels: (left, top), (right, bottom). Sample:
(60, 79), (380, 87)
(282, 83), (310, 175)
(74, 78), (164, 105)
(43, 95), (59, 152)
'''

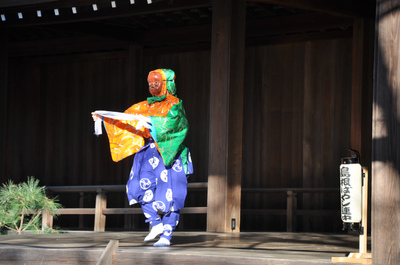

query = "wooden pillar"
(41, 210), (54, 231)
(286, 191), (297, 232)
(0, 29), (7, 181)
(79, 192), (84, 229)
(372, 1), (400, 264)
(94, 190), (107, 232)
(207, 0), (245, 232)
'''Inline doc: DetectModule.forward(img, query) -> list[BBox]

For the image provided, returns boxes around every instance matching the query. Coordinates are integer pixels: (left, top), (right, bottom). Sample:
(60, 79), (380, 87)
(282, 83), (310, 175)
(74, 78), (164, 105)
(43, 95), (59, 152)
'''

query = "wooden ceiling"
(0, 0), (375, 56)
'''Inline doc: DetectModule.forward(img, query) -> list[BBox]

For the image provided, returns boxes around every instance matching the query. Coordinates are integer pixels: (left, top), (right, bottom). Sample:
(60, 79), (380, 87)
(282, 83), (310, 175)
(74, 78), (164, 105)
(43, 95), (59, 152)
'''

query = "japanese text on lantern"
(340, 166), (352, 221)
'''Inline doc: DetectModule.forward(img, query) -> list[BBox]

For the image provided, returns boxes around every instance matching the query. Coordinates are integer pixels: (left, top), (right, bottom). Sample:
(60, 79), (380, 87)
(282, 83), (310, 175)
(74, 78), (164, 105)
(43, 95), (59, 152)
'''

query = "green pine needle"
(0, 177), (62, 235)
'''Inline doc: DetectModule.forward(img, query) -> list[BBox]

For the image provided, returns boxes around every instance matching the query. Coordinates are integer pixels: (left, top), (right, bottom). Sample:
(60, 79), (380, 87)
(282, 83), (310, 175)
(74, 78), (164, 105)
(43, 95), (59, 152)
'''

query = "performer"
(92, 69), (193, 247)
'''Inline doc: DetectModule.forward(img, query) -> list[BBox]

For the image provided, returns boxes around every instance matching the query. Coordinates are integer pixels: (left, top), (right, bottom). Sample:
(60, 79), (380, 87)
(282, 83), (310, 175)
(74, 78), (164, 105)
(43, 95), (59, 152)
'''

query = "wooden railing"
(42, 184), (339, 232)
(241, 188), (340, 232)
(43, 183), (208, 232)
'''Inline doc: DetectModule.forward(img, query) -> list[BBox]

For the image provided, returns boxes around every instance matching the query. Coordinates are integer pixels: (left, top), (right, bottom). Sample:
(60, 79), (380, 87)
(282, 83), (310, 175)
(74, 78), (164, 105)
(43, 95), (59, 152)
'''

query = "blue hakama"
(126, 139), (193, 241)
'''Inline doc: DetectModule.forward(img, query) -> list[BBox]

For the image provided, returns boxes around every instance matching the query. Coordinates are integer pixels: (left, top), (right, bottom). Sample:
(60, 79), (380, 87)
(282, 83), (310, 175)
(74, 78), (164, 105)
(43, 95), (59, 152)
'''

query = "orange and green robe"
(101, 95), (190, 173)
(97, 69), (190, 173)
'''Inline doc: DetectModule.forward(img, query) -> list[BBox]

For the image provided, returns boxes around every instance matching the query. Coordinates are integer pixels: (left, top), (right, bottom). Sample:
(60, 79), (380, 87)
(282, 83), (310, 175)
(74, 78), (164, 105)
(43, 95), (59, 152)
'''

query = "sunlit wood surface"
(0, 231), (367, 264)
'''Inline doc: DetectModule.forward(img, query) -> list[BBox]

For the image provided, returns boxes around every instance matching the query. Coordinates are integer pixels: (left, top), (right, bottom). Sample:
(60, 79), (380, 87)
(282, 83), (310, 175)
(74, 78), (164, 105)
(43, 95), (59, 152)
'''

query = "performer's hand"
(135, 114), (152, 129)
(91, 112), (100, 121)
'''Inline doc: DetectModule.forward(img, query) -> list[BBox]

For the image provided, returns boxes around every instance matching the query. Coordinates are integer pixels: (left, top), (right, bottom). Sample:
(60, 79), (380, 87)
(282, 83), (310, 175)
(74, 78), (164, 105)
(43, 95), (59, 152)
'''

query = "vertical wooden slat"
(281, 45), (293, 188)
(372, 0), (400, 264)
(291, 43), (305, 188)
(242, 39), (351, 232)
(127, 45), (144, 102)
(302, 39), (352, 231)
(352, 18), (374, 164)
(123, 46), (144, 230)
(303, 41), (321, 231)
(0, 29), (7, 181)
(207, 0), (245, 232)
(242, 47), (256, 229)
(351, 19), (365, 154)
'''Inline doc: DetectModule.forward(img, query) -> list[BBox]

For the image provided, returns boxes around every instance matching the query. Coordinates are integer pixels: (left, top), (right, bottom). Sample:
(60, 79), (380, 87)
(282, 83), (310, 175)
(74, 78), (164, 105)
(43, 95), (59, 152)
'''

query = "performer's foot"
(153, 237), (170, 247)
(144, 223), (164, 242)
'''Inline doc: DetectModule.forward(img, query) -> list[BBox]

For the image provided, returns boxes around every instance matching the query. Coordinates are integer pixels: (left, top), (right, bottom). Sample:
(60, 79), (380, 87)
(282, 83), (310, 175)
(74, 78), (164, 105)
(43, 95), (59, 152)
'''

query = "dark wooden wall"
(4, 36), (353, 232)
(5, 51), (211, 185)
(242, 38), (353, 232)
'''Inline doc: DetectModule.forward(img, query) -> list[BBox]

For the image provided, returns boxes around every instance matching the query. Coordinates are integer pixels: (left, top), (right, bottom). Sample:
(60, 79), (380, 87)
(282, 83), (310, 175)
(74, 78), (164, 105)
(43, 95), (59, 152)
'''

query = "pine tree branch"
(21, 210), (42, 233)
(4, 224), (18, 233)
(18, 213), (25, 234)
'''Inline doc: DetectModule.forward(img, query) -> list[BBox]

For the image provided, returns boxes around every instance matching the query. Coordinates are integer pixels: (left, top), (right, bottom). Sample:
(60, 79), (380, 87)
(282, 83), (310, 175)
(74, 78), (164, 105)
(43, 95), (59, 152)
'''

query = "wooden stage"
(0, 231), (368, 265)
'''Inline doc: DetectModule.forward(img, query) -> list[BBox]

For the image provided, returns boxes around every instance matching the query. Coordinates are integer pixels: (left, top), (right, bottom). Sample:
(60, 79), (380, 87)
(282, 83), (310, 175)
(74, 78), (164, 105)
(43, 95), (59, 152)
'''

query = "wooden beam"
(38, 22), (146, 42)
(372, 0), (400, 264)
(8, 35), (130, 57)
(47, 11), (353, 42)
(207, 0), (245, 233)
(247, 29), (352, 47)
(0, 0), (212, 27)
(7, 11), (353, 57)
(45, 183), (207, 193)
(246, 12), (353, 38)
(0, 0), (57, 8)
(248, 0), (375, 18)
(57, 208), (96, 214)
(141, 11), (352, 46)
(97, 240), (119, 265)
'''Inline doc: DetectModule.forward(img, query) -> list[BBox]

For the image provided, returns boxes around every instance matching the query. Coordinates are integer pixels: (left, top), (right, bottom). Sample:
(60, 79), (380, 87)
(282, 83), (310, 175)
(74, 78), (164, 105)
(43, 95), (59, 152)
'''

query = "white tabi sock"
(153, 237), (170, 247)
(144, 223), (164, 242)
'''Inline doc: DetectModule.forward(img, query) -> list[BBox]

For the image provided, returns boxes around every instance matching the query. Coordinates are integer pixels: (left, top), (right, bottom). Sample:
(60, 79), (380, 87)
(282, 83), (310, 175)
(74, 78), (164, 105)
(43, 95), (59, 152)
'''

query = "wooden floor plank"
(0, 231), (369, 265)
